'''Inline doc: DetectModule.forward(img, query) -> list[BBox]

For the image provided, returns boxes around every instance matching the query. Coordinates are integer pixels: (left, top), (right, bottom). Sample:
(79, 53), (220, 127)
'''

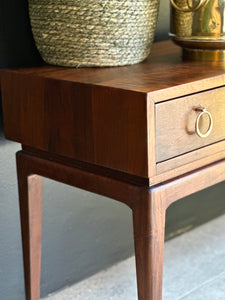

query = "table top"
(1, 40), (225, 184)
(2, 40), (225, 102)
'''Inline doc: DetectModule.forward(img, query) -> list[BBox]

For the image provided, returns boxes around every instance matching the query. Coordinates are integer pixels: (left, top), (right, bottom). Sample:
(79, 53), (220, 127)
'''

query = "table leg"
(132, 189), (166, 300)
(15, 149), (224, 300)
(17, 154), (43, 300)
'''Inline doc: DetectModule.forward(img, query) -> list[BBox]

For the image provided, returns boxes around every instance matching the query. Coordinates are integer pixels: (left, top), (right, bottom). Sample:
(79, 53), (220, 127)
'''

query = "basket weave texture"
(28, 0), (159, 67)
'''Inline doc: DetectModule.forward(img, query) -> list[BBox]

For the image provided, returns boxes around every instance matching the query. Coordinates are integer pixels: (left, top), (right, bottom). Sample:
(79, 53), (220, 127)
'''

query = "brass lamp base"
(183, 48), (225, 62)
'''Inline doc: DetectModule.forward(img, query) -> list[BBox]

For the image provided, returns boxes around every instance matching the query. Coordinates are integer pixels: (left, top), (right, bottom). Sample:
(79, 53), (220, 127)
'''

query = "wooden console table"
(1, 41), (225, 300)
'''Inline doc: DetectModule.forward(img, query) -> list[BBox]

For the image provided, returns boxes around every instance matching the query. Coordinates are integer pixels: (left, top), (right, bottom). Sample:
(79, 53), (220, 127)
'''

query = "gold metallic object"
(195, 106), (213, 138)
(170, 0), (225, 61)
(183, 48), (225, 61)
(170, 0), (209, 12)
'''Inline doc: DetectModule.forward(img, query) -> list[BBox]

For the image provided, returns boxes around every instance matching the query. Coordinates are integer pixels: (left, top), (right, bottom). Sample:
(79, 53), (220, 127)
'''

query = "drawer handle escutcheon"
(195, 106), (213, 138)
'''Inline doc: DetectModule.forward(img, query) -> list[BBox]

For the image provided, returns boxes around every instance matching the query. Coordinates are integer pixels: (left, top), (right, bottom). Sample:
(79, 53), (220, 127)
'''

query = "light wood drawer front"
(155, 87), (225, 162)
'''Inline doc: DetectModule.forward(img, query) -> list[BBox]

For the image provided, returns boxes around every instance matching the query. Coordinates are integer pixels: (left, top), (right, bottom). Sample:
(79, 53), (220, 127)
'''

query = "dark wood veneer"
(2, 41), (225, 179)
(1, 40), (225, 300)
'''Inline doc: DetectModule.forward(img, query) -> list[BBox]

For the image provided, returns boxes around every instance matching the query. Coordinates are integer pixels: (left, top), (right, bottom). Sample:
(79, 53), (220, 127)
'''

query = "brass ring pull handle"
(170, 0), (208, 12)
(195, 106), (213, 138)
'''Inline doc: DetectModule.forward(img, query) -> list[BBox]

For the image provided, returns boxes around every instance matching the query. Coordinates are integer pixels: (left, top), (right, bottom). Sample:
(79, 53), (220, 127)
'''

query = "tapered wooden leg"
(133, 189), (166, 300)
(17, 154), (43, 300)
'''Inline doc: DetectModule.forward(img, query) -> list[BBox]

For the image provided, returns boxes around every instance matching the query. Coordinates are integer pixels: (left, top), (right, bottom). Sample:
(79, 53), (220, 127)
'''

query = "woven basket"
(28, 0), (159, 67)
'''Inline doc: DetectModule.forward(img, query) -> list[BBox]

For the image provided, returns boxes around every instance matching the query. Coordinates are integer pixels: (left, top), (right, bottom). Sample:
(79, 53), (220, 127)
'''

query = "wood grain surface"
(3, 41), (224, 300)
(16, 150), (225, 300)
(16, 154), (43, 300)
(155, 87), (225, 162)
(1, 41), (225, 180)
(1, 41), (225, 96)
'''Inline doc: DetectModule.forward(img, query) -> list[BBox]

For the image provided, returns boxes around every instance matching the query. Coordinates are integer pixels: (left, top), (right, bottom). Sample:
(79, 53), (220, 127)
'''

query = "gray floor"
(45, 214), (225, 300)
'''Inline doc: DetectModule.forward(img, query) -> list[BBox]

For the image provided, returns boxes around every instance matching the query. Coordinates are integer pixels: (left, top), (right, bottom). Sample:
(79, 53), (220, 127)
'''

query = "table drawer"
(155, 87), (225, 163)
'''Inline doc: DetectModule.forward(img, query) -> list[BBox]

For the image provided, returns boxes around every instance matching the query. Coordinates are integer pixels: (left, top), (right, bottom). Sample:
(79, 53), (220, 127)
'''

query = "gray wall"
(0, 1), (225, 300)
